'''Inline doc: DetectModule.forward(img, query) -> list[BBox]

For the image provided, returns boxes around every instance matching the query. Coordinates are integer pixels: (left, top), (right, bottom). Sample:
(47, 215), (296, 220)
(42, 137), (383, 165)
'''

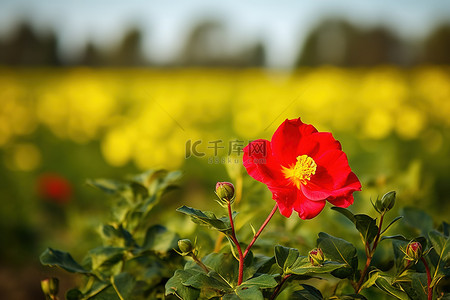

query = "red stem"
(227, 203), (278, 286)
(356, 213), (385, 293)
(243, 204), (278, 258)
(227, 202), (245, 285)
(270, 274), (292, 300)
(421, 257), (432, 300)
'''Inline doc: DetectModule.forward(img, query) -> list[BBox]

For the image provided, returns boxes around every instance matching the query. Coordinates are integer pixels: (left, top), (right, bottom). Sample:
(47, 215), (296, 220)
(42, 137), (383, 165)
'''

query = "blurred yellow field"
(1, 66), (449, 172)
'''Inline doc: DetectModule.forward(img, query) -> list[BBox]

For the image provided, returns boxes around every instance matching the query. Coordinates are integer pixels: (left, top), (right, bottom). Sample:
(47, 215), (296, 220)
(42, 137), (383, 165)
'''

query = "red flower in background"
(37, 173), (72, 204)
(243, 118), (361, 219)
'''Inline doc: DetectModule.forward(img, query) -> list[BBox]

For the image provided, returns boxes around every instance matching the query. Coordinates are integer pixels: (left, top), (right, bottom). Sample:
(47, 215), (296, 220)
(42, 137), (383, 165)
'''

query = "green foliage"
(177, 206), (234, 235)
(41, 171), (450, 299)
(317, 232), (358, 279)
(41, 170), (183, 300)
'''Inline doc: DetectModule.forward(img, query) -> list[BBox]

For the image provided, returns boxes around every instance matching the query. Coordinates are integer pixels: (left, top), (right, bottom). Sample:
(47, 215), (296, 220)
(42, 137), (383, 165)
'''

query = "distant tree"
(79, 42), (104, 66)
(111, 27), (146, 66)
(0, 22), (60, 65)
(244, 40), (266, 67)
(421, 24), (450, 64)
(297, 19), (356, 66)
(347, 27), (403, 66)
(296, 18), (405, 67)
(180, 20), (229, 66)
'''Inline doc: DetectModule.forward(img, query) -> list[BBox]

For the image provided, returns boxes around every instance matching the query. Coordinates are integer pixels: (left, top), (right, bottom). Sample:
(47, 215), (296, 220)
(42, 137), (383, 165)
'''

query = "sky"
(0, 0), (449, 68)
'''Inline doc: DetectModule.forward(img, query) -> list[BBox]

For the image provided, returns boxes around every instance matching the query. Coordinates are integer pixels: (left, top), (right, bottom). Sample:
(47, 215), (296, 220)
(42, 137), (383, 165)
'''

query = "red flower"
(37, 173), (72, 204)
(243, 118), (361, 219)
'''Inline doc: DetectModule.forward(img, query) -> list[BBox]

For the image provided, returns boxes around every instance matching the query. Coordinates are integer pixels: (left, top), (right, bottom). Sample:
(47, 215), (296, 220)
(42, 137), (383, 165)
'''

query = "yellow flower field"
(0, 66), (449, 171)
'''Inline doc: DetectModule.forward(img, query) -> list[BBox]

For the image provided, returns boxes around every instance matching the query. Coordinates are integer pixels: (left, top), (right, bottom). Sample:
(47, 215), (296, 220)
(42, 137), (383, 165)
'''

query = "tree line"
(0, 18), (449, 67)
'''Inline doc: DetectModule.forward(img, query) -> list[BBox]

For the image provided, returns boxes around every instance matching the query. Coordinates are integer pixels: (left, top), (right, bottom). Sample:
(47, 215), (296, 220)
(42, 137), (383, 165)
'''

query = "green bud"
(215, 182), (235, 204)
(178, 239), (194, 254)
(375, 191), (396, 213)
(309, 248), (324, 266)
(41, 277), (59, 296)
(405, 241), (423, 261)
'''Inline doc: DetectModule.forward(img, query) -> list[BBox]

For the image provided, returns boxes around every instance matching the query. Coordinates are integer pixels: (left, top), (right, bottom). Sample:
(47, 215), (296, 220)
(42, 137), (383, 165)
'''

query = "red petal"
(268, 186), (296, 217)
(328, 193), (355, 207)
(311, 150), (355, 190)
(303, 150), (361, 200)
(243, 139), (285, 187)
(298, 132), (342, 158)
(271, 118), (318, 166)
(293, 191), (326, 219)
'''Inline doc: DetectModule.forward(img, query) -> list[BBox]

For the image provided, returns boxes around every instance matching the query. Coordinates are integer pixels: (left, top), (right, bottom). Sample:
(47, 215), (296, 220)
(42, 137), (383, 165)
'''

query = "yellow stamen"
(282, 155), (317, 189)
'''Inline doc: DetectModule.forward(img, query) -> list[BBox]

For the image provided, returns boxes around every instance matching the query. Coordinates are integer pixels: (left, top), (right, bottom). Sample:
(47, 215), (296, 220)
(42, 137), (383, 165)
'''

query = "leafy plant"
(40, 118), (450, 300)
(40, 170), (183, 300)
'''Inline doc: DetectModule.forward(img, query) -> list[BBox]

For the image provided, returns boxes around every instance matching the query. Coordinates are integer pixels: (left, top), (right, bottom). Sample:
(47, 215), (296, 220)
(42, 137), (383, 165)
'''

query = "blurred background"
(0, 0), (449, 299)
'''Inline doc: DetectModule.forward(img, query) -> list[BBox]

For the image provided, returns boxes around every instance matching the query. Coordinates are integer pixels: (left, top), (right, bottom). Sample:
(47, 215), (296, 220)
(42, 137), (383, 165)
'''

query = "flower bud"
(405, 241), (422, 261)
(178, 239), (194, 255)
(41, 277), (59, 297)
(309, 248), (324, 266)
(375, 191), (396, 213)
(215, 182), (235, 203)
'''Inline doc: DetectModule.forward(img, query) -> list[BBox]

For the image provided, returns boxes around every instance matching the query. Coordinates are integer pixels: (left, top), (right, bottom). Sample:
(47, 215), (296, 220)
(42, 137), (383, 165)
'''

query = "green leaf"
(381, 216), (403, 234)
(252, 255), (276, 275)
(375, 277), (410, 300)
(398, 272), (428, 300)
(331, 209), (378, 245)
(380, 235), (408, 243)
(101, 225), (136, 248)
(40, 248), (89, 274)
(337, 294), (368, 299)
(429, 230), (450, 263)
(202, 253), (239, 287)
(240, 274), (278, 289)
(87, 178), (125, 194)
(82, 281), (110, 299)
(429, 230), (450, 287)
(331, 207), (356, 224)
(290, 284), (323, 299)
(177, 206), (233, 234)
(288, 257), (345, 275)
(182, 271), (232, 292)
(317, 232), (358, 279)
(359, 270), (380, 290)
(274, 245), (299, 272)
(88, 246), (125, 270)
(354, 214), (378, 244)
(133, 169), (181, 192)
(142, 224), (179, 252)
(88, 285), (121, 300)
(165, 269), (200, 300)
(235, 285), (264, 300)
(112, 273), (136, 300)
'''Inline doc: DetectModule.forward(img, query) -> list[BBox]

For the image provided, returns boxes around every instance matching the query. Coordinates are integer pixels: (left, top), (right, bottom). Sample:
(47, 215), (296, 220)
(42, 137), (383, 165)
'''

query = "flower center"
(282, 155), (317, 188)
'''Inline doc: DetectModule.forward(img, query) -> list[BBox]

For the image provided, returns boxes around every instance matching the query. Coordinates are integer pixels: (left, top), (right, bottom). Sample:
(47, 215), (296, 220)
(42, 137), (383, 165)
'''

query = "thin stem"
(243, 204), (278, 259)
(356, 256), (373, 294)
(371, 213), (384, 250)
(227, 201), (245, 285)
(192, 253), (210, 273)
(421, 257), (432, 300)
(356, 212), (385, 294)
(270, 274), (292, 300)
(396, 260), (412, 280)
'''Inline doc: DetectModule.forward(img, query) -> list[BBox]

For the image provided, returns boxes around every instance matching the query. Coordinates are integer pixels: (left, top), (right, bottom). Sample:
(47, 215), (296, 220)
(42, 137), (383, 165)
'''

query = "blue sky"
(0, 0), (449, 67)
